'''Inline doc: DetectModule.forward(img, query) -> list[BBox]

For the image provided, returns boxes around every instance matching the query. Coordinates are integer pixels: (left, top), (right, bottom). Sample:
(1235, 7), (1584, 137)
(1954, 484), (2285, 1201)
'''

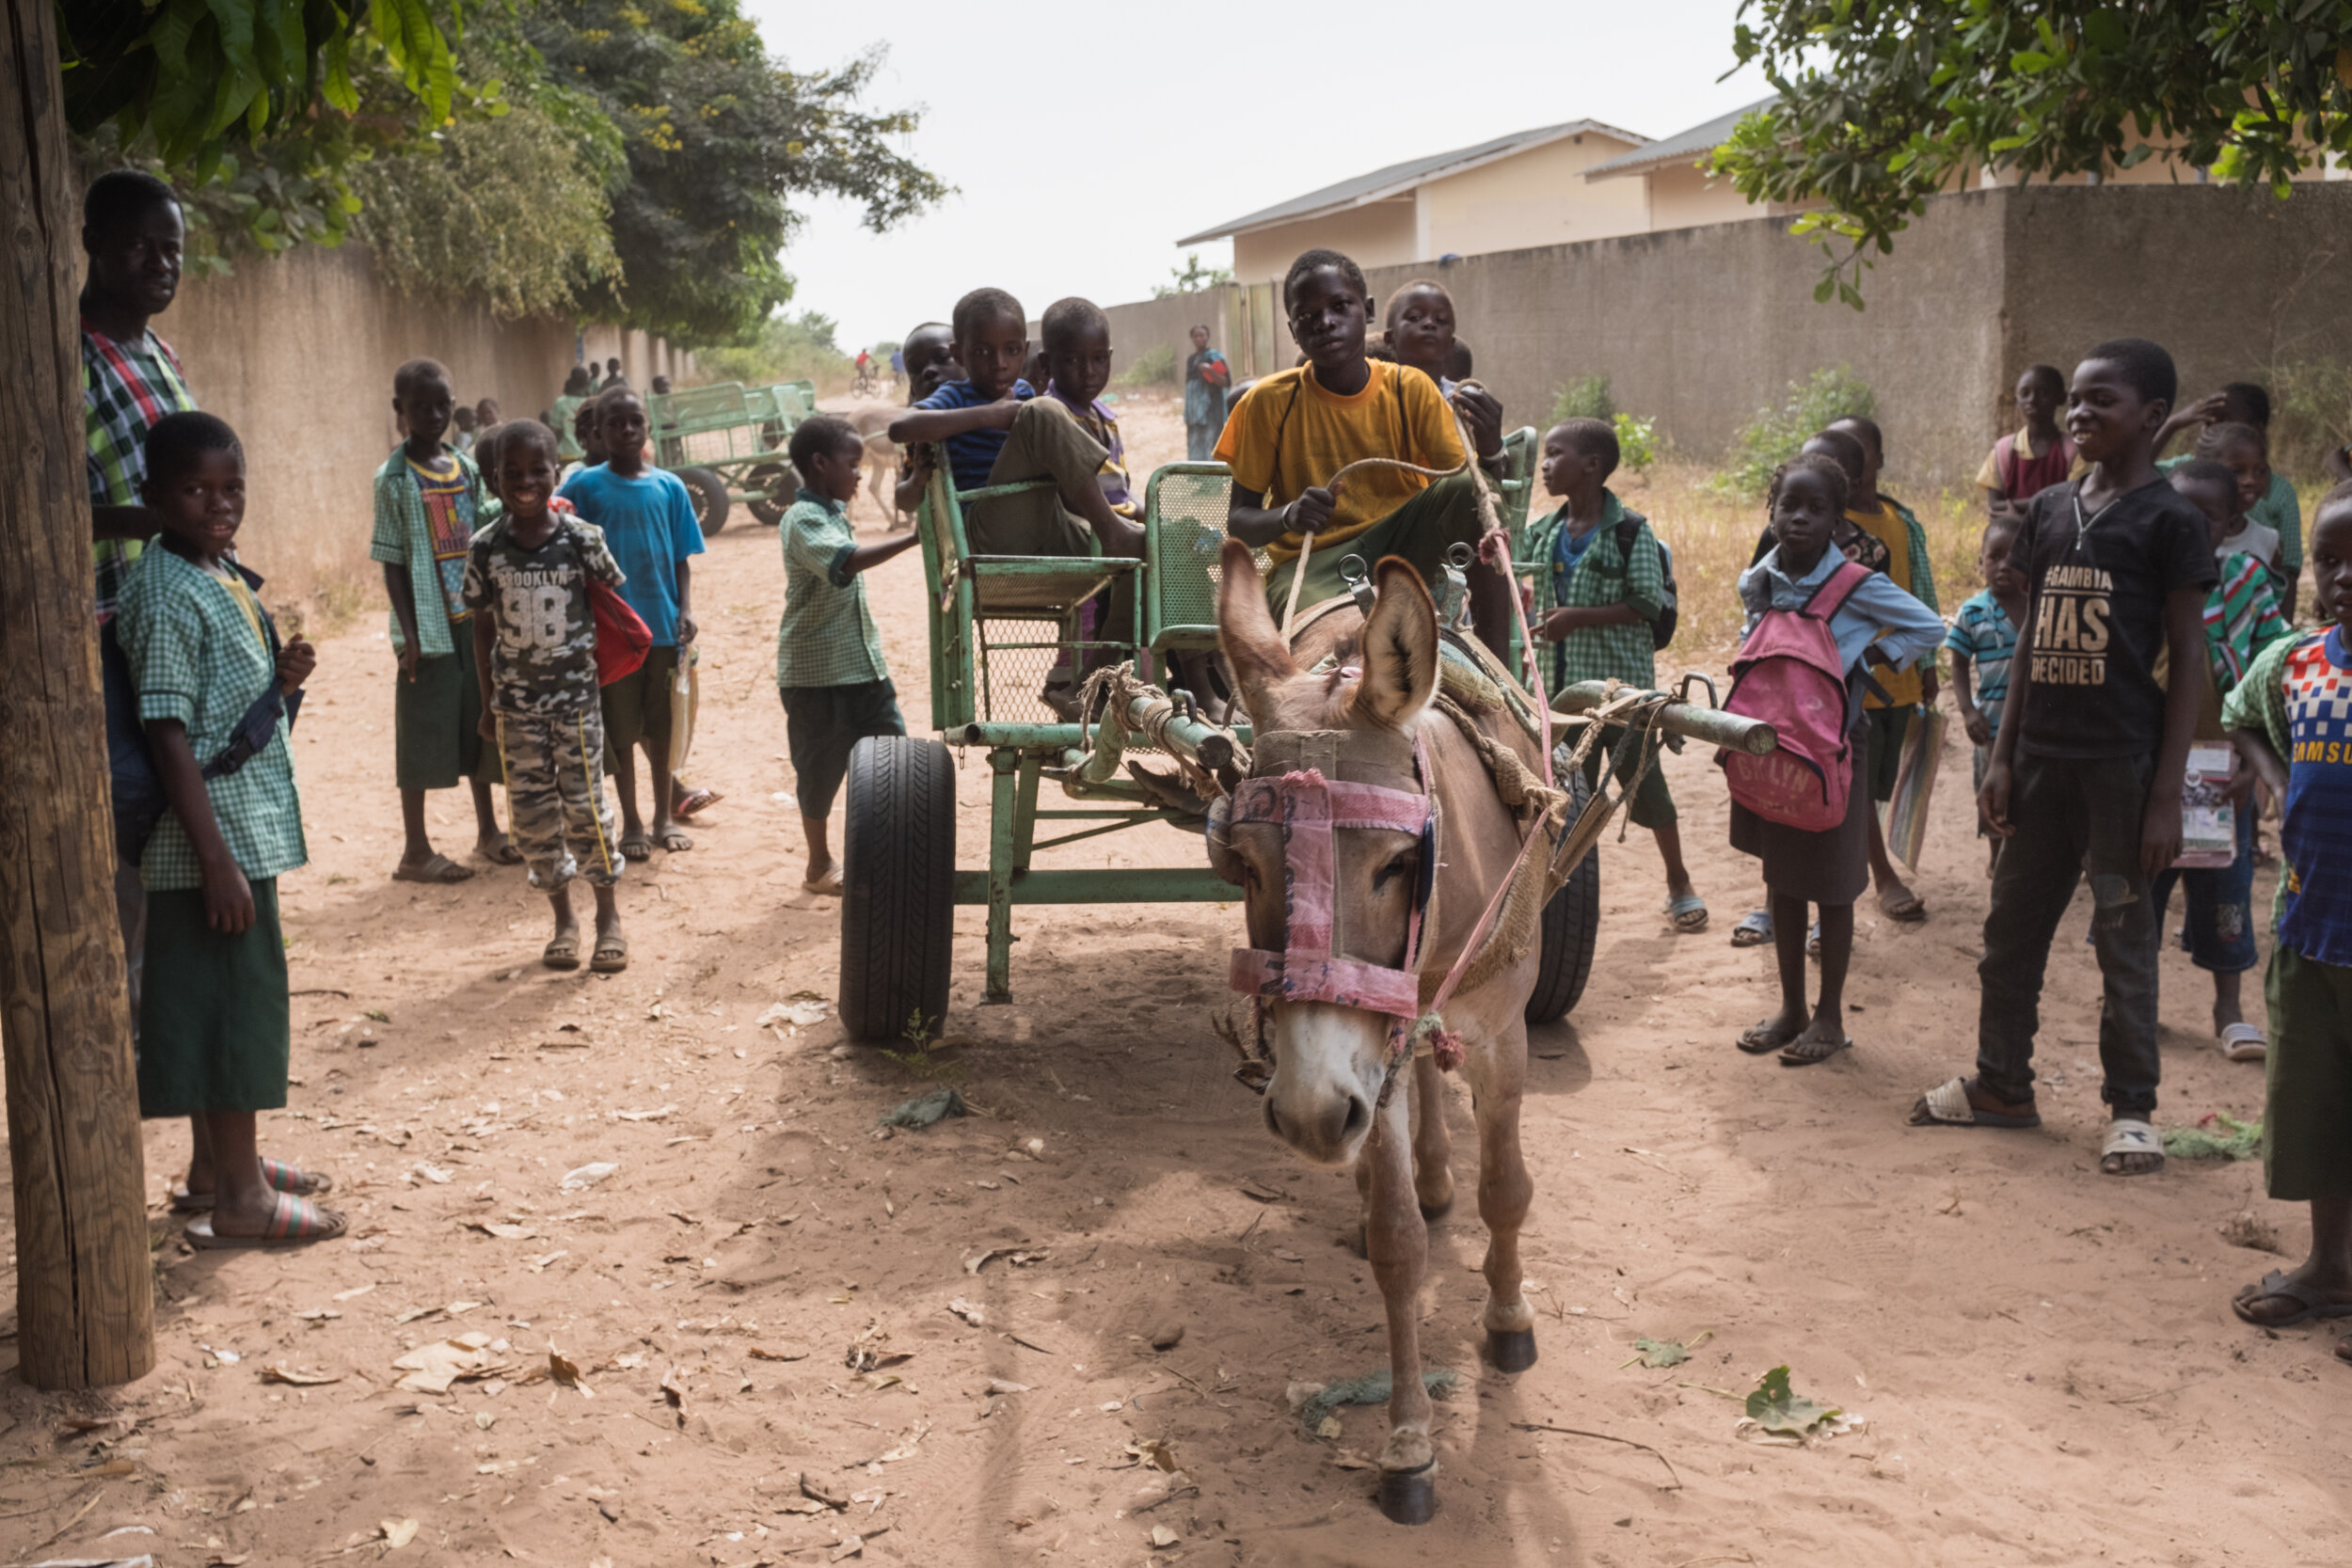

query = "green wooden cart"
(646, 379), (818, 534)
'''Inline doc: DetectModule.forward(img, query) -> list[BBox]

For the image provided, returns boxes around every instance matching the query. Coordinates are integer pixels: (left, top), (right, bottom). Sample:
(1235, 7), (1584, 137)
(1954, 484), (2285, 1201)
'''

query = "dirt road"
(0, 390), (2341, 1566)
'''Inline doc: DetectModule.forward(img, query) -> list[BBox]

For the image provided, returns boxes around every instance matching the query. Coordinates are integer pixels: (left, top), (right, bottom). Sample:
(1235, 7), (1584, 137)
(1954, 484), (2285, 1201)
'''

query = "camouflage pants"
(497, 706), (622, 890)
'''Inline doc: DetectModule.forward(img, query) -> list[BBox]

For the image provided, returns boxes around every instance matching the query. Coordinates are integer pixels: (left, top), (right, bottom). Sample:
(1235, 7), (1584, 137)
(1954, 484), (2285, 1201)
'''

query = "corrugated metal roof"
(1583, 96), (1777, 181)
(1173, 119), (1651, 245)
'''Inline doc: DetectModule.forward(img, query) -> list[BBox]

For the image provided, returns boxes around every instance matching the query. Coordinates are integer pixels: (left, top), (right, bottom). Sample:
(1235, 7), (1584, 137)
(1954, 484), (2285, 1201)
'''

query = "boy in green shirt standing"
(370, 356), (510, 883)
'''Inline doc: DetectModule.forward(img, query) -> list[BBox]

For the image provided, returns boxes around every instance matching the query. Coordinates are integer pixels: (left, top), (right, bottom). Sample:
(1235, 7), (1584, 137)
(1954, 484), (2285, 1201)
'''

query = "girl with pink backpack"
(1721, 453), (1946, 1066)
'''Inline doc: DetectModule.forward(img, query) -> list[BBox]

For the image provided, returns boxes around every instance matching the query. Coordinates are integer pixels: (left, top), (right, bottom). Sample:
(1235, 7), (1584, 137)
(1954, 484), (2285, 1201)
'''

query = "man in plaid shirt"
(1531, 418), (1706, 932)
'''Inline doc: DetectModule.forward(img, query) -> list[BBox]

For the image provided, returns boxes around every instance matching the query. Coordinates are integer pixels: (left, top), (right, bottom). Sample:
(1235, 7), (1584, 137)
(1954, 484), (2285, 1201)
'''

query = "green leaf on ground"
(1631, 1338), (1690, 1369)
(1744, 1365), (1842, 1435)
(2161, 1114), (2262, 1161)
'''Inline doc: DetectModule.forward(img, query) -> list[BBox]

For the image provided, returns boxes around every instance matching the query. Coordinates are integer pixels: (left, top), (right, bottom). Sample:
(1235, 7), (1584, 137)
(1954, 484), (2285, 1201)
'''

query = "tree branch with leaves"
(1710, 0), (2352, 307)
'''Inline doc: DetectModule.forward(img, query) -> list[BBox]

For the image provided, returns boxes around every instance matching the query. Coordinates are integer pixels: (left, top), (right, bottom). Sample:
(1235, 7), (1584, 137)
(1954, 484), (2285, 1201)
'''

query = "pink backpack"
(1719, 561), (1873, 832)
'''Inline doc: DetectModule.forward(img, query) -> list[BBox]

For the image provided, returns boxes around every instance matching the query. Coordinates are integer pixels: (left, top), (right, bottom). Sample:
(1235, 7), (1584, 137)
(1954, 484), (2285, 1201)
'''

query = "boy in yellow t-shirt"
(1216, 248), (1509, 660)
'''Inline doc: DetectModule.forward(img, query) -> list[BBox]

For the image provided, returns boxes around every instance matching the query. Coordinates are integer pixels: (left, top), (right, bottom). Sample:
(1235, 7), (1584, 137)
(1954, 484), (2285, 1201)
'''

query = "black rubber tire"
(745, 463), (790, 526)
(840, 736), (956, 1042)
(677, 466), (732, 535)
(1525, 766), (1599, 1023)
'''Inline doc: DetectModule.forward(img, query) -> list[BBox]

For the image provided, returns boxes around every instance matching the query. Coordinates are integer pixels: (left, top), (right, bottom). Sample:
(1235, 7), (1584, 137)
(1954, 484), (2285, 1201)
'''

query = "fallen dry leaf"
(260, 1363), (341, 1386)
(986, 1378), (1030, 1396)
(331, 1283), (377, 1302)
(611, 1105), (675, 1122)
(800, 1473), (850, 1510)
(660, 1367), (687, 1408)
(748, 1343), (811, 1362)
(1150, 1524), (1179, 1547)
(464, 1220), (534, 1242)
(947, 1298), (986, 1326)
(381, 1517), (420, 1549)
(548, 1349), (594, 1397)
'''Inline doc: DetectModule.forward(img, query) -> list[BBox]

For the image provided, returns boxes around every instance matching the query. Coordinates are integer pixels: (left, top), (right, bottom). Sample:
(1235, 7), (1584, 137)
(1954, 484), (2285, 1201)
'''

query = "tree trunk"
(0, 0), (157, 1387)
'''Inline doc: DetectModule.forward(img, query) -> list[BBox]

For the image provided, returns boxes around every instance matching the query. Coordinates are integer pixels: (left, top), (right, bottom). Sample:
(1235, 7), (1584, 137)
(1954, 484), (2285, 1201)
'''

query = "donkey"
(1210, 543), (1546, 1525)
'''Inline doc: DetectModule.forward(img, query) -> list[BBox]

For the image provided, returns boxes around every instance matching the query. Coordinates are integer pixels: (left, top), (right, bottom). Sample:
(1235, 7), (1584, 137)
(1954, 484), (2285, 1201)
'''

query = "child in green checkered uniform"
(466, 420), (631, 973)
(116, 412), (343, 1249)
(776, 416), (920, 895)
(1530, 419), (1704, 932)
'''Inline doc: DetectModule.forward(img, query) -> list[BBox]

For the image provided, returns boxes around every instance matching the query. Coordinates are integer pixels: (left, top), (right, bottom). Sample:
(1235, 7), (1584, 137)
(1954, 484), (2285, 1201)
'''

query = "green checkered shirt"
(1542, 490), (1663, 692)
(114, 546), (308, 892)
(83, 323), (197, 622)
(775, 490), (889, 689)
(370, 444), (499, 658)
(1883, 497), (1940, 673)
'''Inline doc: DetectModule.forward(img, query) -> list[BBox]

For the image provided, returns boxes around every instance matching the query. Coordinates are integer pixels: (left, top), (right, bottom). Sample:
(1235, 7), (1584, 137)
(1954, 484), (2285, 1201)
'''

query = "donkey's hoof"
(1485, 1327), (1538, 1373)
(1418, 1196), (1453, 1223)
(1375, 1463), (1438, 1525)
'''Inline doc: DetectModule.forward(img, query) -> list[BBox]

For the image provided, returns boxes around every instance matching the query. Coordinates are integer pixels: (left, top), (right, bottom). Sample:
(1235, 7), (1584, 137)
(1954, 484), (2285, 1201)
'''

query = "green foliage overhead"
(1715, 366), (1876, 499)
(697, 310), (851, 388)
(61, 0), (475, 257)
(1712, 2), (2352, 305)
(1153, 252), (1232, 298)
(525, 2), (948, 344)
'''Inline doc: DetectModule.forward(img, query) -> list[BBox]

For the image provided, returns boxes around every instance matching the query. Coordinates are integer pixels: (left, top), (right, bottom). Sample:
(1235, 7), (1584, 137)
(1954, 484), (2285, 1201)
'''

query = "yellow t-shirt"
(1213, 361), (1466, 564)
(1848, 504), (1922, 707)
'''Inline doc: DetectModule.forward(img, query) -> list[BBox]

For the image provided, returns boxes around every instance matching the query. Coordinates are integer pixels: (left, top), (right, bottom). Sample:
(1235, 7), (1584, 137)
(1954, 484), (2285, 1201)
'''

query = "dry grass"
(1612, 460), (1988, 656)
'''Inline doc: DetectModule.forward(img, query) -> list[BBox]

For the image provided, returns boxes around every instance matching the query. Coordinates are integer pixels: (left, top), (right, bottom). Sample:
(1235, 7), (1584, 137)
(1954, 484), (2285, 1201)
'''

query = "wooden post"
(0, 0), (158, 1387)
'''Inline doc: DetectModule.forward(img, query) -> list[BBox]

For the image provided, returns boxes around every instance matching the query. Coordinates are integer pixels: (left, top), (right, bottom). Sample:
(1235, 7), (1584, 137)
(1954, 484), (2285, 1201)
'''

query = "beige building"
(1177, 119), (1655, 282)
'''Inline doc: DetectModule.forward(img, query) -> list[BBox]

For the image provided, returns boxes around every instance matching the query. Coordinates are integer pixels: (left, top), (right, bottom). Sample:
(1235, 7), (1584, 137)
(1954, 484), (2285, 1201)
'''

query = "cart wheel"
(677, 466), (732, 535)
(1525, 766), (1598, 1023)
(840, 736), (956, 1042)
(746, 463), (789, 526)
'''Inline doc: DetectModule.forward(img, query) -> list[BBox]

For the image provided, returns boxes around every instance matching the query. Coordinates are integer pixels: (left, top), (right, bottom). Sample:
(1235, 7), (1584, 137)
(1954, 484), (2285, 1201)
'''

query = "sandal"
(1806, 920), (1821, 958)
(1738, 1017), (1802, 1055)
(2231, 1269), (2352, 1328)
(655, 825), (693, 852)
(476, 835), (524, 866)
(803, 866), (846, 896)
(543, 931), (581, 971)
(185, 1191), (347, 1250)
(171, 1158), (333, 1213)
(2217, 1022), (2268, 1062)
(1729, 909), (1772, 947)
(619, 832), (656, 863)
(1907, 1075), (2042, 1129)
(1664, 893), (1708, 933)
(1780, 1032), (1852, 1067)
(393, 853), (474, 885)
(673, 786), (723, 820)
(1877, 882), (1928, 923)
(591, 932), (629, 974)
(2100, 1117), (2166, 1177)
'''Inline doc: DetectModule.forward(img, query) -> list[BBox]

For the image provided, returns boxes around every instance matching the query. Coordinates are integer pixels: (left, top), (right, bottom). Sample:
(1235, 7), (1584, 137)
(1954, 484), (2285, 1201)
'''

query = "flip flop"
(803, 866), (845, 896)
(170, 1158), (333, 1213)
(2100, 1117), (2166, 1177)
(185, 1191), (347, 1250)
(2218, 1022), (2268, 1062)
(1806, 920), (1821, 958)
(591, 932), (629, 974)
(1738, 1018), (1801, 1055)
(2231, 1270), (2352, 1328)
(543, 932), (581, 971)
(673, 787), (723, 820)
(1877, 883), (1928, 923)
(619, 832), (655, 863)
(477, 836), (524, 866)
(1908, 1075), (2042, 1129)
(1729, 909), (1772, 947)
(393, 853), (474, 884)
(655, 825), (693, 852)
(1780, 1033), (1853, 1067)
(1665, 893), (1709, 933)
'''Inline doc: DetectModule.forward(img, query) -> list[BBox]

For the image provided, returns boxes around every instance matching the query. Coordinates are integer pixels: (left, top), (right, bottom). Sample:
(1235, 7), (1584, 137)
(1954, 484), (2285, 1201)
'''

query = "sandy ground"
(2, 388), (2346, 1567)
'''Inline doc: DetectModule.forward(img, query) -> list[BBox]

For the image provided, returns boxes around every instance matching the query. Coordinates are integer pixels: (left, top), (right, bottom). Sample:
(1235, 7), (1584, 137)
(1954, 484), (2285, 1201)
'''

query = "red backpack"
(1718, 561), (1874, 832)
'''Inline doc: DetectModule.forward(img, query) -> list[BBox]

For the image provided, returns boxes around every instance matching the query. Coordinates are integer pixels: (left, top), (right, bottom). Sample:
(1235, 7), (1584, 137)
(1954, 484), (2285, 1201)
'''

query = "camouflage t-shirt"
(462, 514), (625, 716)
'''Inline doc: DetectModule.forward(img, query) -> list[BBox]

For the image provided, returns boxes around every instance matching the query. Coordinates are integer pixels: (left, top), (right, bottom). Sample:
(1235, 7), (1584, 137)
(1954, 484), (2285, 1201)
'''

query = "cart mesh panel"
(1146, 465), (1264, 641)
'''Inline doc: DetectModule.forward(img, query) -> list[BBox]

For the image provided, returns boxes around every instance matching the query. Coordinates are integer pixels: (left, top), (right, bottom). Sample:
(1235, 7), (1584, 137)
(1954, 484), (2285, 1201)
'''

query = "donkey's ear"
(1216, 536), (1296, 717)
(1351, 556), (1438, 731)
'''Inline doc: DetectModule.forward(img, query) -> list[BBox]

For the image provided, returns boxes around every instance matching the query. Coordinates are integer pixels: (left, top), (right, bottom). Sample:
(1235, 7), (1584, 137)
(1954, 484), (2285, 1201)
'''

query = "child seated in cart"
(1216, 249), (1513, 663)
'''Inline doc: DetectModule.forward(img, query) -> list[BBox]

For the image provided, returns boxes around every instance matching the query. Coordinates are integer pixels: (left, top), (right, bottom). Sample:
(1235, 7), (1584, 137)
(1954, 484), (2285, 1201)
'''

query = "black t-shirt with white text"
(2014, 477), (2217, 760)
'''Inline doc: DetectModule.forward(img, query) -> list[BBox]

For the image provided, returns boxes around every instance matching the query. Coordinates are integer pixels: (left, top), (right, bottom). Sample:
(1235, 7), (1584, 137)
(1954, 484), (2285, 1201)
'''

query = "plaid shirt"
(1542, 490), (1663, 691)
(370, 444), (498, 658)
(83, 322), (197, 622)
(114, 546), (308, 892)
(2202, 551), (2295, 695)
(776, 490), (888, 689)
(1882, 497), (1940, 672)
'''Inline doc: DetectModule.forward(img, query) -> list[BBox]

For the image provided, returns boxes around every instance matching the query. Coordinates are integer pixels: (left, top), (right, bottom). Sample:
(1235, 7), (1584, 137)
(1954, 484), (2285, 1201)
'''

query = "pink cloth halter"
(1226, 736), (1435, 1022)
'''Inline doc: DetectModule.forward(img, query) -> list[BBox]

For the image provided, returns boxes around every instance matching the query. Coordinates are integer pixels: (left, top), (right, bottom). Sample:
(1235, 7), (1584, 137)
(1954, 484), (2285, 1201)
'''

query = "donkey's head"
(1212, 540), (1441, 1165)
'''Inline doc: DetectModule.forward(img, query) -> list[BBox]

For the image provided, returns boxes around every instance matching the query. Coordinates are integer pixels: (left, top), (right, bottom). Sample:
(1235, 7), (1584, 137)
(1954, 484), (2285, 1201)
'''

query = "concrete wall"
(1094, 291), (1233, 389)
(1104, 182), (2352, 494)
(151, 245), (694, 610)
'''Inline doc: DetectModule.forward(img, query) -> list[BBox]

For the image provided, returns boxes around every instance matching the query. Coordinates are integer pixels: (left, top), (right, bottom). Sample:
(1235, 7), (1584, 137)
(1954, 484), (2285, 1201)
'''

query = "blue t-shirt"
(2278, 626), (2352, 966)
(913, 378), (1034, 493)
(556, 465), (706, 645)
(1944, 590), (2019, 713)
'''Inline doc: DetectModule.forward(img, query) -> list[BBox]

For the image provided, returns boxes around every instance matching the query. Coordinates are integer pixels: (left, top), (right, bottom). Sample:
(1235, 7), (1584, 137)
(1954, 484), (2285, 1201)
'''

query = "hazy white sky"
(737, 0), (1770, 351)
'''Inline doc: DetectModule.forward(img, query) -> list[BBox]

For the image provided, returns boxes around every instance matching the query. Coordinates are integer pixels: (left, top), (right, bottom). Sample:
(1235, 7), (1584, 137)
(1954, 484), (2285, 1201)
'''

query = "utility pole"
(0, 0), (158, 1388)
